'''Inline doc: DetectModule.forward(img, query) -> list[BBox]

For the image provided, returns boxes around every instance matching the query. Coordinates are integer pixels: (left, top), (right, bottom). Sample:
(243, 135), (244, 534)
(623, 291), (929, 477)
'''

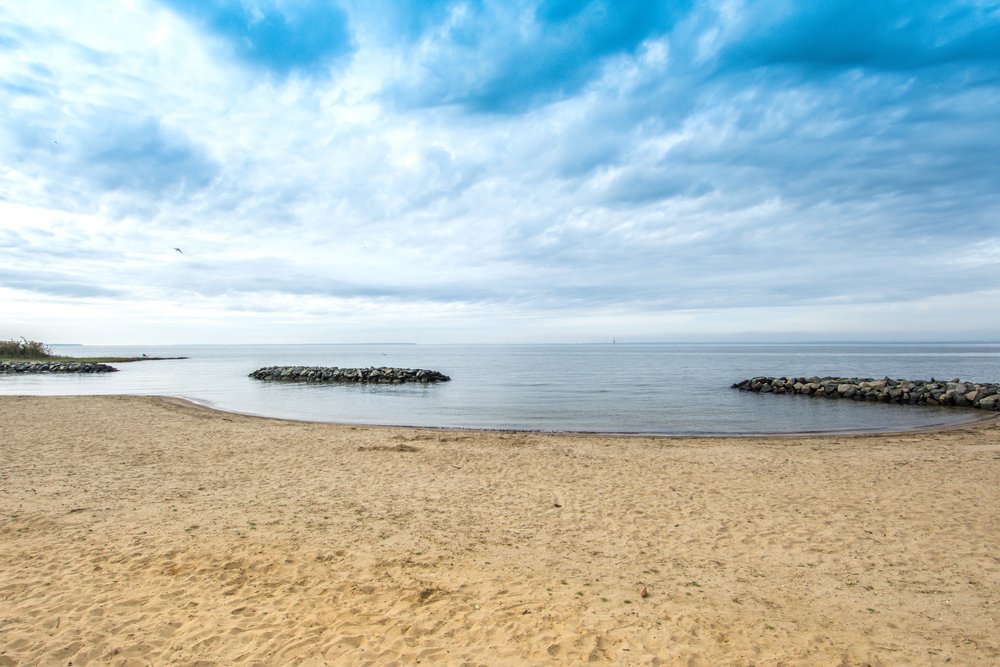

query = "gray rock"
(837, 384), (856, 398)
(0, 360), (118, 374)
(732, 375), (1000, 413)
(250, 366), (450, 384)
(979, 395), (1000, 409)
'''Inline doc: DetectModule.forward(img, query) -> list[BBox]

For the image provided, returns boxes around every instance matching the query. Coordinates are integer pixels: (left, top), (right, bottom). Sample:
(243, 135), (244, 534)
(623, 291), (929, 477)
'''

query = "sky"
(1, 0), (999, 345)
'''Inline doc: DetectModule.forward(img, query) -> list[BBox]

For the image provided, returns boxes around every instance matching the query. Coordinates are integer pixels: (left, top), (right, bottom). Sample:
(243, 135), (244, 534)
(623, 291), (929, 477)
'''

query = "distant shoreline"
(0, 355), (189, 363)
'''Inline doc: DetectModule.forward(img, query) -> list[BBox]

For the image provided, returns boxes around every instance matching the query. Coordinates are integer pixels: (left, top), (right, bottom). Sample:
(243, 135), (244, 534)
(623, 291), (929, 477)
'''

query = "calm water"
(2, 343), (998, 434)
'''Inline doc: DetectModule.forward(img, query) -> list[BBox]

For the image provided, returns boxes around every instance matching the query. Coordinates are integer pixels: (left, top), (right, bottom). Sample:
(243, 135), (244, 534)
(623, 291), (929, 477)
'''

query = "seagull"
(173, 247), (183, 254)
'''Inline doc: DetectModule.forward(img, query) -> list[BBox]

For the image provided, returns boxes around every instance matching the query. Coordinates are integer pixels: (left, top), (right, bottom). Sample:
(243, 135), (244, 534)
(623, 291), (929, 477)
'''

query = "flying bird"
(173, 247), (183, 254)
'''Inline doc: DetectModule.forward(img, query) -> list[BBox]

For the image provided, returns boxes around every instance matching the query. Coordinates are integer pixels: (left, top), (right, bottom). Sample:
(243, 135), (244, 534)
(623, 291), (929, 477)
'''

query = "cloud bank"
(1, 0), (998, 343)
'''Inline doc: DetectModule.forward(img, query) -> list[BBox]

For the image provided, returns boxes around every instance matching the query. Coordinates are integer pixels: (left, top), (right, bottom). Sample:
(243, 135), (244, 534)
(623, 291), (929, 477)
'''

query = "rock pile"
(249, 366), (451, 384)
(0, 361), (118, 374)
(732, 376), (1000, 410)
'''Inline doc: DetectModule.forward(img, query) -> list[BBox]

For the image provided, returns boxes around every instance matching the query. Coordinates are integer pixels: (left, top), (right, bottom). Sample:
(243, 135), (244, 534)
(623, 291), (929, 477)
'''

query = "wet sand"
(1, 395), (998, 665)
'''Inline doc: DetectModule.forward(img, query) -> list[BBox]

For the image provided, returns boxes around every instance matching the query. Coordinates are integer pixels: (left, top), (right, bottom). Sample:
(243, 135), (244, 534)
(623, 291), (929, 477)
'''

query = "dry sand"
(1, 395), (998, 666)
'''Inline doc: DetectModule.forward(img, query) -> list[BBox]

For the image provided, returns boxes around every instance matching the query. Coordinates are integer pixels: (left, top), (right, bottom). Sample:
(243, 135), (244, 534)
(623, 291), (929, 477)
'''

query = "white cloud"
(1, 0), (999, 344)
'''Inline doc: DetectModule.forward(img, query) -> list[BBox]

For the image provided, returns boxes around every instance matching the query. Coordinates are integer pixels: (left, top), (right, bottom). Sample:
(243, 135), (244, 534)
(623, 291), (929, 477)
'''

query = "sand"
(1, 395), (998, 666)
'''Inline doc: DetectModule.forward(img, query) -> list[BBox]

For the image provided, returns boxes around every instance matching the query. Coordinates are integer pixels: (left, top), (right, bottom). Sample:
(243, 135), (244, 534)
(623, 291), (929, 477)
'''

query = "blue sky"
(1, 0), (999, 344)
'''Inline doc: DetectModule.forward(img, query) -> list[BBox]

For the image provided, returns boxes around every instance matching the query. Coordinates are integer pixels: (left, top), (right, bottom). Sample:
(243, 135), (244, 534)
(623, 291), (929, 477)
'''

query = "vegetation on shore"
(0, 339), (186, 363)
(0, 338), (53, 358)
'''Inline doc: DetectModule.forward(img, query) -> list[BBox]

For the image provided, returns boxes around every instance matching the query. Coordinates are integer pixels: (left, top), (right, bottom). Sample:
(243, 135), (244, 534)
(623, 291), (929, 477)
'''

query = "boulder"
(732, 375), (1000, 413)
(979, 395), (1000, 410)
(0, 360), (117, 374)
(249, 366), (450, 384)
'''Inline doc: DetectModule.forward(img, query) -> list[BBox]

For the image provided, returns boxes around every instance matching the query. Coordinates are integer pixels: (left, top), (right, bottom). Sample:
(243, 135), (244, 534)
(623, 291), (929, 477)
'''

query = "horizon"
(2, 1), (999, 344)
(45, 339), (1000, 348)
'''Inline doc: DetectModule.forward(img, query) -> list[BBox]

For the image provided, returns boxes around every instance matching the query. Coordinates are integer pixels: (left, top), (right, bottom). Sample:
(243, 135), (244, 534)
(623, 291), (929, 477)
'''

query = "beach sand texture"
(1, 395), (998, 665)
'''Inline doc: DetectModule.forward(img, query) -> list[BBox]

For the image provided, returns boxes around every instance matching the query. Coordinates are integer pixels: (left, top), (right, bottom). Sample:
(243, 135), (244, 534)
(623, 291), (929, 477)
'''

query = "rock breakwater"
(0, 361), (118, 374)
(732, 376), (1000, 410)
(249, 366), (451, 384)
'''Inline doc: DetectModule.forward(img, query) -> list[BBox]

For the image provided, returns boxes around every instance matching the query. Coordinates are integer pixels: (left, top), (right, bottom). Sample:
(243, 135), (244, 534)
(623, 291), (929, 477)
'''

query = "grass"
(1, 338), (186, 363)
(1, 354), (185, 363)
(5, 355), (184, 363)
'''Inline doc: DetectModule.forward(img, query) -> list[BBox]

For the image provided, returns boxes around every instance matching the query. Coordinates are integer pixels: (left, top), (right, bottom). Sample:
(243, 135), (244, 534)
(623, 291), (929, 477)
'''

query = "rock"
(249, 366), (450, 384)
(0, 361), (118, 374)
(979, 395), (1000, 409)
(732, 375), (1000, 413)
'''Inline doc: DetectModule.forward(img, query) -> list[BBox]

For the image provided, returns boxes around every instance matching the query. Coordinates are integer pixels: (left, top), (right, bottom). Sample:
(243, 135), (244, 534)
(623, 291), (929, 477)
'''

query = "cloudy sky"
(2, 0), (999, 344)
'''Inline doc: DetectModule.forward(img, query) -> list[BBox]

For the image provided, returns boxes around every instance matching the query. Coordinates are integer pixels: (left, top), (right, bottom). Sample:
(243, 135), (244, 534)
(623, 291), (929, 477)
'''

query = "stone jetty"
(249, 366), (451, 384)
(0, 360), (118, 374)
(733, 376), (1000, 411)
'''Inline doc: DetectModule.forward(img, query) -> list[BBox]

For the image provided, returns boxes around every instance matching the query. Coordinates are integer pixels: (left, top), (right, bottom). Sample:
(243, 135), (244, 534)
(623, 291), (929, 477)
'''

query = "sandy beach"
(1, 395), (998, 665)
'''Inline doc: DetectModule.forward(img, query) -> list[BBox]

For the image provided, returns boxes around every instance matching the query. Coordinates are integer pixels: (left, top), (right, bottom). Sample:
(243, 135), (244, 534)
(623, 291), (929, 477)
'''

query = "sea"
(2, 343), (999, 435)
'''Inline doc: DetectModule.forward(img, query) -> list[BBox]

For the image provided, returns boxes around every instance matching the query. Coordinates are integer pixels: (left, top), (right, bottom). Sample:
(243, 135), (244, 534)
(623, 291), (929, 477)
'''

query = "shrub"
(0, 338), (54, 358)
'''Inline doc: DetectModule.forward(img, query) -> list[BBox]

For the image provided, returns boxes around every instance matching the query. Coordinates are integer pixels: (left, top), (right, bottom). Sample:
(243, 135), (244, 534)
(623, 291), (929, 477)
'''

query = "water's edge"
(174, 392), (994, 438)
(3, 343), (999, 434)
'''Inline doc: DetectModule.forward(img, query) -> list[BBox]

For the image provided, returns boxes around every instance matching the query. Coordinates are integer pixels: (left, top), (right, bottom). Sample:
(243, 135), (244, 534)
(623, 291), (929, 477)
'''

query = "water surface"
(3, 343), (997, 434)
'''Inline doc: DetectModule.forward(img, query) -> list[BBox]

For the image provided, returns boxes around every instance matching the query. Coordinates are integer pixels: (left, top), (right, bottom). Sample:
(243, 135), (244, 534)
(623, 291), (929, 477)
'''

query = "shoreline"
(2, 394), (999, 664)
(158, 392), (1000, 439)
